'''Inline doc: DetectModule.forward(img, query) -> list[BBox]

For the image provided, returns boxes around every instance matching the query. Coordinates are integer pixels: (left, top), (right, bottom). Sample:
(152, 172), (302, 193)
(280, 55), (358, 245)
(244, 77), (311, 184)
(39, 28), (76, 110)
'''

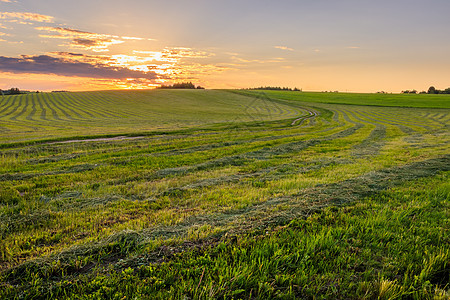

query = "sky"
(0, 0), (449, 92)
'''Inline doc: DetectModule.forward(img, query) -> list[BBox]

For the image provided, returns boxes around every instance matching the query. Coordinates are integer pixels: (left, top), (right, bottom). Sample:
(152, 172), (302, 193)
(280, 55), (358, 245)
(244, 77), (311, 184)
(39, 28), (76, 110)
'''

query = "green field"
(0, 90), (305, 144)
(241, 90), (450, 109)
(0, 90), (449, 299)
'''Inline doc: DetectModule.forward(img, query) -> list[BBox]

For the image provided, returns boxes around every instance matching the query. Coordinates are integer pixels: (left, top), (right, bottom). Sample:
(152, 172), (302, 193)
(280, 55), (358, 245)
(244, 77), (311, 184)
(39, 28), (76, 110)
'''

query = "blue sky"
(1, 0), (449, 91)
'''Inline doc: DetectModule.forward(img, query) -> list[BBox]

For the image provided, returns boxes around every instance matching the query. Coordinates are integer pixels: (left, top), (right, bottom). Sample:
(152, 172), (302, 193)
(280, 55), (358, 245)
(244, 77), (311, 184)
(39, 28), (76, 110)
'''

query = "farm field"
(0, 90), (304, 144)
(0, 90), (449, 299)
(245, 90), (450, 109)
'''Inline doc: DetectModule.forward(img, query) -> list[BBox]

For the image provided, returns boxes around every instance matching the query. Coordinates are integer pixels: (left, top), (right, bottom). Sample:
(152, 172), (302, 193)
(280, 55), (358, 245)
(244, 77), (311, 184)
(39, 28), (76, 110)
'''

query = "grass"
(237, 90), (450, 109)
(0, 90), (449, 299)
(0, 90), (305, 144)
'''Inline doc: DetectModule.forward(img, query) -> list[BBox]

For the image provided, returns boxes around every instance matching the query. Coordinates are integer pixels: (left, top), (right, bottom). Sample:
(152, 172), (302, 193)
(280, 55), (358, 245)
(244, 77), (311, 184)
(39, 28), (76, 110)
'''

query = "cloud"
(274, 46), (294, 51)
(0, 0), (16, 2)
(36, 26), (130, 52)
(230, 55), (285, 64)
(48, 48), (225, 83)
(121, 36), (145, 40)
(133, 47), (213, 64)
(0, 54), (160, 80)
(0, 12), (53, 23)
(71, 37), (124, 52)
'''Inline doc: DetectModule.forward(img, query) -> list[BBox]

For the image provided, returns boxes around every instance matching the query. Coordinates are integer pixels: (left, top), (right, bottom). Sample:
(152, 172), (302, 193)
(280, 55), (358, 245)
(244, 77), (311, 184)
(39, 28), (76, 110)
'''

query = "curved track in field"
(0, 90), (309, 143)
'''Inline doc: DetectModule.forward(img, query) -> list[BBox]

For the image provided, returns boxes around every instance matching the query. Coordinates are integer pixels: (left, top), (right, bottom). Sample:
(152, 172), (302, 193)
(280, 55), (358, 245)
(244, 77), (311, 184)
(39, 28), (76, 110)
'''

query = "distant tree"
(402, 90), (417, 94)
(247, 86), (302, 91)
(427, 86), (437, 94)
(158, 82), (203, 89)
(10, 88), (21, 94)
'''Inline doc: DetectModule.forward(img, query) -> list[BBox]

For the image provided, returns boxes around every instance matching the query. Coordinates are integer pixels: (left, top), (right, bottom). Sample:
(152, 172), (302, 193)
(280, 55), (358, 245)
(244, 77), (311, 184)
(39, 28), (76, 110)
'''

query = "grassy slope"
(5, 173), (447, 299)
(0, 90), (304, 144)
(0, 90), (449, 298)
(240, 90), (450, 108)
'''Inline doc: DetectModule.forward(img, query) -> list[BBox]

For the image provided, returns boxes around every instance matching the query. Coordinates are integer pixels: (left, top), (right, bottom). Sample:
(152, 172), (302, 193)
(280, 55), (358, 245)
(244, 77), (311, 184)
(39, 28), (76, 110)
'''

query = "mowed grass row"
(0, 90), (306, 144)
(3, 173), (448, 299)
(240, 90), (450, 109)
(0, 90), (449, 298)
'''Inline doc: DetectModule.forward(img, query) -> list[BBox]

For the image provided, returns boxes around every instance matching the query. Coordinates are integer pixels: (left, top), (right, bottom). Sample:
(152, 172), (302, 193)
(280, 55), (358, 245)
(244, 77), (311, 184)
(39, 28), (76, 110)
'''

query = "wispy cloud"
(0, 12), (53, 23)
(121, 36), (145, 40)
(347, 46), (360, 49)
(274, 46), (294, 51)
(36, 26), (128, 52)
(133, 47), (212, 63)
(35, 27), (155, 52)
(231, 55), (285, 64)
(0, 0), (17, 3)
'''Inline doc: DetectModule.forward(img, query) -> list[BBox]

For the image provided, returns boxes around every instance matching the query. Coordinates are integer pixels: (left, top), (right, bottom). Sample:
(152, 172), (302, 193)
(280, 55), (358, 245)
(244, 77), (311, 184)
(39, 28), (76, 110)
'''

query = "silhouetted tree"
(2, 88), (22, 95)
(428, 86), (437, 94)
(402, 90), (417, 94)
(158, 82), (204, 89)
(247, 86), (302, 91)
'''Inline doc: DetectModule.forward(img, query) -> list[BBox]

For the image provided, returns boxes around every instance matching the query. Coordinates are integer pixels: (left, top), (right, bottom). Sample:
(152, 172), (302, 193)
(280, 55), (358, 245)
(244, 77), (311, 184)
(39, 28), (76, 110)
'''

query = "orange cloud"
(274, 46), (294, 51)
(0, 12), (53, 23)
(121, 36), (145, 40)
(36, 26), (126, 52)
(230, 55), (285, 64)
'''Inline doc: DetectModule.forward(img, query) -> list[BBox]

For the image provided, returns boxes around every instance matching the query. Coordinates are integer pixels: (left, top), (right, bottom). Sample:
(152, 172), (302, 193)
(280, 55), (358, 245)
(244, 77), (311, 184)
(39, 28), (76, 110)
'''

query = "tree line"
(246, 86), (302, 91)
(402, 86), (450, 94)
(0, 88), (43, 95)
(158, 82), (205, 89)
(0, 88), (23, 95)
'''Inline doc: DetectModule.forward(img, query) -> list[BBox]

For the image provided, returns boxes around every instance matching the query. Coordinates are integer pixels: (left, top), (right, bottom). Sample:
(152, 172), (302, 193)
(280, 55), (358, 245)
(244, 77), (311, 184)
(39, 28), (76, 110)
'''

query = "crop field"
(0, 90), (305, 144)
(0, 90), (449, 299)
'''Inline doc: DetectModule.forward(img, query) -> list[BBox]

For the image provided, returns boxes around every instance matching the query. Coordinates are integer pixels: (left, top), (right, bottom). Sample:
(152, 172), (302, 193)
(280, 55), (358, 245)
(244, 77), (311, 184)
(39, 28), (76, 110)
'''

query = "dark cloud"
(72, 38), (99, 47)
(51, 52), (86, 57)
(36, 26), (124, 51)
(0, 55), (160, 80)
